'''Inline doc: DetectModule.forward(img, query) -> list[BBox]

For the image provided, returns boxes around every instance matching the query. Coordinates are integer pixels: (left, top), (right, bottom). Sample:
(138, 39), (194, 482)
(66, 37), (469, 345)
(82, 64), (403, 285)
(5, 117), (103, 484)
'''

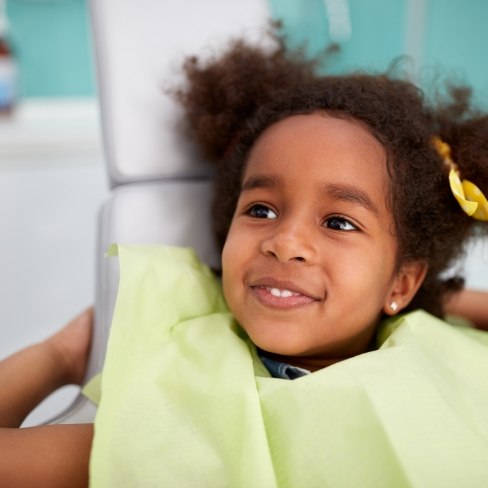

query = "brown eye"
(325, 216), (357, 231)
(247, 204), (278, 219)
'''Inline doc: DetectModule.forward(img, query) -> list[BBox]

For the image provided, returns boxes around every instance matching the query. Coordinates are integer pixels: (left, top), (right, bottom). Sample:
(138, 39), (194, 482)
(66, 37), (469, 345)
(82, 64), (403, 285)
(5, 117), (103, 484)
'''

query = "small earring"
(390, 302), (398, 312)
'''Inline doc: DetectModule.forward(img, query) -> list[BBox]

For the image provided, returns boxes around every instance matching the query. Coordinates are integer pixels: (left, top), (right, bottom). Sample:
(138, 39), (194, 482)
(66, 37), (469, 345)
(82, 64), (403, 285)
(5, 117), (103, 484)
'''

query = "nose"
(260, 219), (316, 263)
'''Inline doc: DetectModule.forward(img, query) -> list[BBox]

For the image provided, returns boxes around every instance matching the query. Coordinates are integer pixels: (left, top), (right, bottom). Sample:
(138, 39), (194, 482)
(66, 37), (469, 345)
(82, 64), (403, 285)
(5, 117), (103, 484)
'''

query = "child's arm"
(0, 424), (93, 488)
(444, 289), (488, 331)
(0, 308), (93, 428)
(0, 309), (94, 486)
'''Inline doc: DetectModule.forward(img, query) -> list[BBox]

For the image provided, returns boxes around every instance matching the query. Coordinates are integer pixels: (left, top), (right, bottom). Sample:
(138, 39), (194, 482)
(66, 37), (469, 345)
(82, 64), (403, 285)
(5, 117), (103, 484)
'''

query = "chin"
(250, 334), (311, 357)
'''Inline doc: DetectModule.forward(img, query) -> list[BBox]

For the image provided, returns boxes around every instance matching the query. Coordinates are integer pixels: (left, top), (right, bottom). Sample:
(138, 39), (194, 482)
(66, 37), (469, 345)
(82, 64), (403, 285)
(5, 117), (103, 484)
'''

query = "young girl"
(2, 33), (488, 487)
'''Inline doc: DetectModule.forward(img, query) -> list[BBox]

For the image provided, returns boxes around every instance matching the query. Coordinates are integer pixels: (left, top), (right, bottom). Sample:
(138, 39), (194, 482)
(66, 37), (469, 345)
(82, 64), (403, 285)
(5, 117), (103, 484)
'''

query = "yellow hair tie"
(432, 136), (488, 221)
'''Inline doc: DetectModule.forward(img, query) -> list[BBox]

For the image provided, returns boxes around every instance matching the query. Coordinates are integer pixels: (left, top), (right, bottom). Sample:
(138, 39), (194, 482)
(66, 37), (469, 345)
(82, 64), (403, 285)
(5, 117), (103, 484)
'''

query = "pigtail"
(441, 124), (488, 204)
(406, 87), (488, 316)
(173, 27), (318, 164)
(434, 85), (488, 192)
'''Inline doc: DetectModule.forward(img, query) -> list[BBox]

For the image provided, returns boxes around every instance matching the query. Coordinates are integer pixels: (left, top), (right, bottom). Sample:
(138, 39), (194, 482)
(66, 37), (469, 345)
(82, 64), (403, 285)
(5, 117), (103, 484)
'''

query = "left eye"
(325, 217), (357, 231)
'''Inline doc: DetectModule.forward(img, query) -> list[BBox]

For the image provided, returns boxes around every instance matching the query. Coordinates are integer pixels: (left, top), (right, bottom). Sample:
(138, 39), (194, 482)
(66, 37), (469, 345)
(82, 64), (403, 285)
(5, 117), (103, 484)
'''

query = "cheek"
(332, 244), (396, 304)
(221, 227), (238, 278)
(221, 219), (254, 267)
(221, 228), (243, 304)
(221, 242), (233, 294)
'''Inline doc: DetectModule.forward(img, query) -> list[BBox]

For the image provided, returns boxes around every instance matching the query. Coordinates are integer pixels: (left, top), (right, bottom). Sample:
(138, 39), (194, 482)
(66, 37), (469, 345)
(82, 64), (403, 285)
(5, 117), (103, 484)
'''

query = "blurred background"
(0, 0), (487, 424)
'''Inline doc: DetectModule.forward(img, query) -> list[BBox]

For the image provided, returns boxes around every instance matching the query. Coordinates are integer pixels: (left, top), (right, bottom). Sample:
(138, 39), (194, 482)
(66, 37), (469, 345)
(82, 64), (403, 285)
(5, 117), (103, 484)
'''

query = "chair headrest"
(90, 0), (270, 186)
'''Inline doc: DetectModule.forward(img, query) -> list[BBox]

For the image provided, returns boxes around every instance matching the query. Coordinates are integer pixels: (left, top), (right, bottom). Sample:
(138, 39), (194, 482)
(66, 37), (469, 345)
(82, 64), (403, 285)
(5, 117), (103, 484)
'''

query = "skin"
(222, 113), (427, 370)
(0, 309), (93, 487)
(445, 289), (488, 330)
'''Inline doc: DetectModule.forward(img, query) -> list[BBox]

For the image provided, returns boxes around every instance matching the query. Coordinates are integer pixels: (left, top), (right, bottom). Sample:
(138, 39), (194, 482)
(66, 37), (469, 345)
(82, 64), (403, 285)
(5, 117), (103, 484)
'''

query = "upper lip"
(249, 276), (323, 301)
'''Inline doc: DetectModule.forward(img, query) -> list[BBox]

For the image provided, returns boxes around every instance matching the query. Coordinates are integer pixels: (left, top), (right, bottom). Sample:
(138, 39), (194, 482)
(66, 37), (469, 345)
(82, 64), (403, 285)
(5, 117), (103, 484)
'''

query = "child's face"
(222, 113), (403, 368)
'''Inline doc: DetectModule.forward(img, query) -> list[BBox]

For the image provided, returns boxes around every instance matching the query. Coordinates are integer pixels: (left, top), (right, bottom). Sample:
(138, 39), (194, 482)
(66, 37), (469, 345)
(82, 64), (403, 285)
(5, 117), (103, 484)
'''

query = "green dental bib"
(88, 245), (488, 487)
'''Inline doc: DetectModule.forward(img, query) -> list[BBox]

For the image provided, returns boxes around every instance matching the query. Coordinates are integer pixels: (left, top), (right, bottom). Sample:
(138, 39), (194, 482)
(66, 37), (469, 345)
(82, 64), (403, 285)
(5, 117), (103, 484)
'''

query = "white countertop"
(0, 97), (102, 159)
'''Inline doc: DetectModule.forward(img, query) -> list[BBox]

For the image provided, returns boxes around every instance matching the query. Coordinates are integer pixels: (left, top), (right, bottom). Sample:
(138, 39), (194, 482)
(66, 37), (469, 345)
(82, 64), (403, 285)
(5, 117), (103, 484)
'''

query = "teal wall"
(6, 0), (95, 98)
(269, 0), (488, 97)
(424, 0), (488, 96)
(269, 0), (407, 74)
(4, 0), (488, 99)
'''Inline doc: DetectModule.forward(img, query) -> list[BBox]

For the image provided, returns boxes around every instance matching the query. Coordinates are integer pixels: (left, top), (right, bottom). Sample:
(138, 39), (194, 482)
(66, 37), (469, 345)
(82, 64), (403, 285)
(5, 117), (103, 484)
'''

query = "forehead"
(244, 113), (389, 202)
(246, 113), (386, 175)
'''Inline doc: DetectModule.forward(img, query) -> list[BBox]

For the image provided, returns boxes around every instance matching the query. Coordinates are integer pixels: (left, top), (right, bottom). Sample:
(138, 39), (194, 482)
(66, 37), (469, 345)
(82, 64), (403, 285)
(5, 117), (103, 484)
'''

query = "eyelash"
(246, 203), (277, 219)
(245, 204), (358, 231)
(324, 216), (358, 232)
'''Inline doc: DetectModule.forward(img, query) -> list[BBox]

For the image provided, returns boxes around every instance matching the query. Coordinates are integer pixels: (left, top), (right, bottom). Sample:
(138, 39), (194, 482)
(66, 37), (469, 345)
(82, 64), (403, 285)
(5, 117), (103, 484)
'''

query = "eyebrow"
(323, 183), (379, 215)
(241, 174), (380, 215)
(241, 174), (280, 192)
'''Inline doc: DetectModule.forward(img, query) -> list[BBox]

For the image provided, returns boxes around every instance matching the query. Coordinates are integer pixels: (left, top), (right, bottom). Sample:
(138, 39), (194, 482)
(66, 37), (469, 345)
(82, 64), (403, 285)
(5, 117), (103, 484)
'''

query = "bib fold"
(89, 245), (488, 487)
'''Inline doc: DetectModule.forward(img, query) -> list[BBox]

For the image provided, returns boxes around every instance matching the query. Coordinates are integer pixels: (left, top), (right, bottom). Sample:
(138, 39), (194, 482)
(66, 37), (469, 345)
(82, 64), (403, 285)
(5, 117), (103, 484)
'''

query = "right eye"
(246, 204), (278, 219)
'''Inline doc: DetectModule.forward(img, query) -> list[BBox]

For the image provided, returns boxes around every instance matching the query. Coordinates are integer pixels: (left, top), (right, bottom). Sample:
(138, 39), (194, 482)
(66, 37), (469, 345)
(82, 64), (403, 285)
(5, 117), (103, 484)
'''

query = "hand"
(44, 307), (93, 386)
(444, 289), (488, 331)
(0, 308), (93, 429)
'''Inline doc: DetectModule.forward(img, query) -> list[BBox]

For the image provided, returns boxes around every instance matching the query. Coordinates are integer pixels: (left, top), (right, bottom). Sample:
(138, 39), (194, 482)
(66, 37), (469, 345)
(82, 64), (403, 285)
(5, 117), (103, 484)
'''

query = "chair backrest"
(47, 0), (273, 425)
(90, 0), (271, 186)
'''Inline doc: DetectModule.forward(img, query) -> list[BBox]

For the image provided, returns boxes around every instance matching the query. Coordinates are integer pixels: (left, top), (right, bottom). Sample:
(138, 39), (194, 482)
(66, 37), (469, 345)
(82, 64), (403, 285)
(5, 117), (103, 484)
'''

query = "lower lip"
(251, 286), (318, 310)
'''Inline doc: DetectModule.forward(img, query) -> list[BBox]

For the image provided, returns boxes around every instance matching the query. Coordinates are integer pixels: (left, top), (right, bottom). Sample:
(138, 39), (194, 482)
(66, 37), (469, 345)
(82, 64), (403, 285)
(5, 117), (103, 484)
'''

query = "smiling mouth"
(265, 286), (300, 298)
(250, 283), (321, 309)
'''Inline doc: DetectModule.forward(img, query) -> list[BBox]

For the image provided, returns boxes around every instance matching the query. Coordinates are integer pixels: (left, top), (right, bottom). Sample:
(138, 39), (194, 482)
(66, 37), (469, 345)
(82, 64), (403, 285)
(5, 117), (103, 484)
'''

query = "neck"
(258, 350), (350, 372)
(258, 335), (377, 372)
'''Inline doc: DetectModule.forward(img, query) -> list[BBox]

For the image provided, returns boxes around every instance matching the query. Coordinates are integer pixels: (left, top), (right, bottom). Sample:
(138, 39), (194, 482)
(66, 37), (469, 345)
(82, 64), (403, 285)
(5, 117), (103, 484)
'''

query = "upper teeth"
(267, 287), (296, 298)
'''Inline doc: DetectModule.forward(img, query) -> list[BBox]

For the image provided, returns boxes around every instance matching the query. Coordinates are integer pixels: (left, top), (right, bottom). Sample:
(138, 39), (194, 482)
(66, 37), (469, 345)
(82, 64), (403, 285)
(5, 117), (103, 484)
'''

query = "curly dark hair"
(174, 32), (488, 318)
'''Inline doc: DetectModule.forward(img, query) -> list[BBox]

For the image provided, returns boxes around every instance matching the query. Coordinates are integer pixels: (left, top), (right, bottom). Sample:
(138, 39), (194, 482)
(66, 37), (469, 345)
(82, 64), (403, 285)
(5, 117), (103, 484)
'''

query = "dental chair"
(49, 0), (488, 425)
(49, 0), (272, 424)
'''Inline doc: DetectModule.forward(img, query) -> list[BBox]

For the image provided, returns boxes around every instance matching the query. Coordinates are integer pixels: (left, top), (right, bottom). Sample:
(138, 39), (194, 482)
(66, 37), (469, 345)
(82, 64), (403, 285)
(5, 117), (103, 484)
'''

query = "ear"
(383, 261), (428, 316)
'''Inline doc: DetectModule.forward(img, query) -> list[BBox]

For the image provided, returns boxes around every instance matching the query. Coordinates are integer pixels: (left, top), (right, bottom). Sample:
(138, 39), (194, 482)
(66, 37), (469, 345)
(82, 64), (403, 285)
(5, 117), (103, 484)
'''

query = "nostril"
(261, 237), (310, 263)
